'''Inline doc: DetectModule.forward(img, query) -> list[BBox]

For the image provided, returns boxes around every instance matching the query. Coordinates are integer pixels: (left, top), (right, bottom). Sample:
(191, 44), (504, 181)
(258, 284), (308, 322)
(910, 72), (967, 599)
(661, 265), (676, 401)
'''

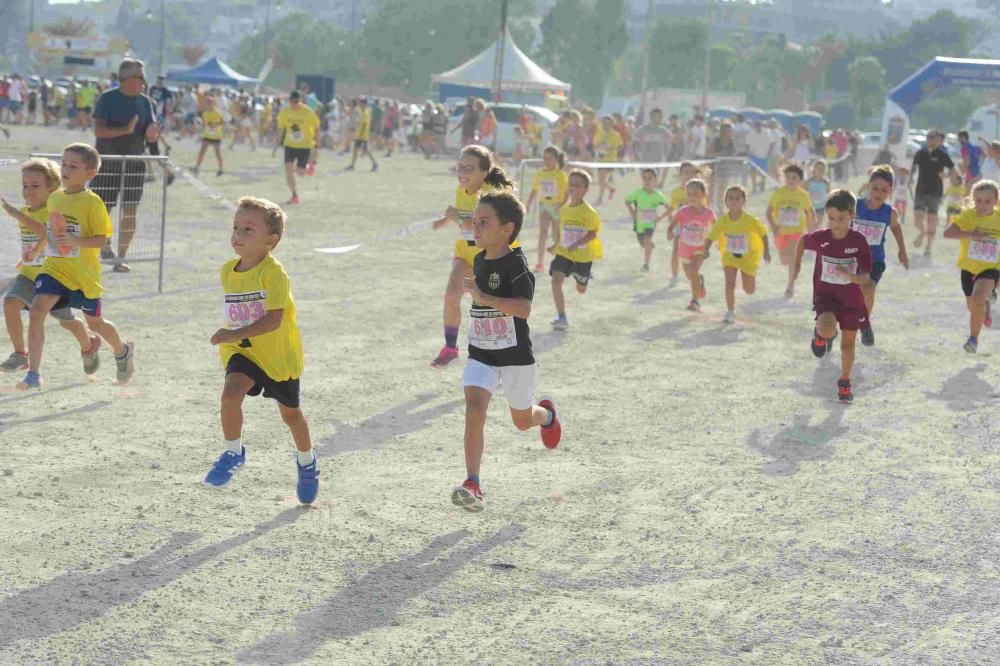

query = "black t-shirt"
(93, 89), (158, 155)
(461, 107), (480, 139)
(468, 247), (535, 367)
(912, 146), (954, 197)
(149, 85), (173, 115)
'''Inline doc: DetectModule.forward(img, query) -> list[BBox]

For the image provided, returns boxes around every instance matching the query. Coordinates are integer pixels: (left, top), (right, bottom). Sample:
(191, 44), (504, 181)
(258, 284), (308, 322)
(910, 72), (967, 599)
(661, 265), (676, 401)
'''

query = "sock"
(297, 449), (315, 466)
(541, 407), (554, 428)
(444, 325), (459, 349)
(224, 438), (242, 454)
(557, 312), (567, 320)
(467, 474), (480, 486)
(25, 370), (40, 383)
(115, 346), (129, 361)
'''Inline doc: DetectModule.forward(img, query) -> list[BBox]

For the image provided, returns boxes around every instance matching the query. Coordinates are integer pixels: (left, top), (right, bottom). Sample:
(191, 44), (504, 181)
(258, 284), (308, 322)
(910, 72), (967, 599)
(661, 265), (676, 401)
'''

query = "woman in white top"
(979, 139), (1000, 182)
(789, 125), (812, 165)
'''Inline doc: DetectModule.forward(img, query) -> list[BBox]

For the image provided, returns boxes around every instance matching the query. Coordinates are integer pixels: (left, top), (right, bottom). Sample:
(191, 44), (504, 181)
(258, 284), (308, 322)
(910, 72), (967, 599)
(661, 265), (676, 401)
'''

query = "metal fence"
(31, 153), (169, 292)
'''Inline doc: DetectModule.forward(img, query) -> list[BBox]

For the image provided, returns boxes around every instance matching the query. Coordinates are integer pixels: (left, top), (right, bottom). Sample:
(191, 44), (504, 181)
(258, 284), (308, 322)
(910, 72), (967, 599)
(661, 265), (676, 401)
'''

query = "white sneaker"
(723, 310), (735, 324)
(551, 317), (569, 331)
(667, 276), (678, 289)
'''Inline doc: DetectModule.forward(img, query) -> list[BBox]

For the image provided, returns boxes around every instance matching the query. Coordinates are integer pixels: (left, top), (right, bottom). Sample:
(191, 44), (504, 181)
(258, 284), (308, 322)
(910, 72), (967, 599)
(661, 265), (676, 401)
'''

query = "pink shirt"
(674, 205), (716, 248)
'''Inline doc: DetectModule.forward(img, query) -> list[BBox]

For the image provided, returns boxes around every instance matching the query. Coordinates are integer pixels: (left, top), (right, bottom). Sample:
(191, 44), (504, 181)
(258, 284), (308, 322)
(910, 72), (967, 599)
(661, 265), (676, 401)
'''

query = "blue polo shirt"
(93, 88), (157, 155)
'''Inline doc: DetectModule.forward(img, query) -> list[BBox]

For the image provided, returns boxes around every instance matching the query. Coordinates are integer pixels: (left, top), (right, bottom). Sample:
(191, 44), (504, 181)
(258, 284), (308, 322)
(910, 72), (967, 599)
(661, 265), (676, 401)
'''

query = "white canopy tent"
(432, 28), (571, 98)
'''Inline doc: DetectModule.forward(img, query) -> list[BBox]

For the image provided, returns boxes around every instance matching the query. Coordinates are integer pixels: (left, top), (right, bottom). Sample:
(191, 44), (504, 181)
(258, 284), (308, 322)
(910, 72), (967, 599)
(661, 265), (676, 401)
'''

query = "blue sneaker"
(203, 447), (246, 488)
(296, 456), (320, 504)
(16, 370), (42, 391)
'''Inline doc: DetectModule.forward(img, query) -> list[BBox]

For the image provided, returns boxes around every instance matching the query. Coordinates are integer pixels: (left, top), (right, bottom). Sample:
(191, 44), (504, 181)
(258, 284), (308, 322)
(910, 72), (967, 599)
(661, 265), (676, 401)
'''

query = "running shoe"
(371, 164), (379, 172)
(451, 479), (484, 512)
(538, 397), (561, 449)
(430, 345), (459, 368)
(115, 341), (136, 385)
(0, 352), (28, 373)
(112, 262), (131, 273)
(667, 275), (678, 289)
(923, 247), (931, 258)
(345, 164), (355, 171)
(551, 317), (569, 331)
(641, 264), (649, 272)
(860, 324), (875, 347)
(784, 285), (794, 299)
(723, 310), (735, 324)
(16, 370), (42, 391)
(81, 335), (101, 375)
(964, 336), (978, 354)
(287, 194), (300, 205)
(203, 447), (246, 488)
(837, 379), (853, 404)
(295, 455), (320, 504)
(811, 331), (829, 358)
(686, 299), (700, 312)
(216, 170), (223, 177)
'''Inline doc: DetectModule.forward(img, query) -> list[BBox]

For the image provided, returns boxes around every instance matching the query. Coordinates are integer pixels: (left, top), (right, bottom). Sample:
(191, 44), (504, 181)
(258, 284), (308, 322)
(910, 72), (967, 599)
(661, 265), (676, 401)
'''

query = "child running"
(704, 185), (771, 323)
(192, 96), (225, 177)
(667, 178), (716, 312)
(806, 160), (831, 230)
(550, 169), (603, 330)
(852, 165), (909, 347)
(203, 196), (319, 504)
(431, 145), (515, 367)
(1, 158), (100, 375)
(0, 143), (135, 390)
(666, 162), (699, 289)
(624, 168), (669, 272)
(524, 145), (568, 273)
(451, 191), (561, 512)
(942, 179), (1000, 353)
(768, 164), (816, 299)
(594, 116), (622, 205)
(893, 166), (912, 224)
(792, 189), (872, 404)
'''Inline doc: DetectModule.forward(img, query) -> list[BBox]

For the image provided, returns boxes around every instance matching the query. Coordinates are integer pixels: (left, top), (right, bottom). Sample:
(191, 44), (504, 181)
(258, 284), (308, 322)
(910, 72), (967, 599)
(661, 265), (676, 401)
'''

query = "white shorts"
(461, 359), (537, 411)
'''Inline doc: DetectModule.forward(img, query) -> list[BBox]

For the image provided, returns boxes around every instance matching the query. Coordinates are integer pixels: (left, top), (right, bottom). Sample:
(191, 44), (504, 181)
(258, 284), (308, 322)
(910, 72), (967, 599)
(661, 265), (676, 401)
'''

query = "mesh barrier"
(31, 153), (169, 292)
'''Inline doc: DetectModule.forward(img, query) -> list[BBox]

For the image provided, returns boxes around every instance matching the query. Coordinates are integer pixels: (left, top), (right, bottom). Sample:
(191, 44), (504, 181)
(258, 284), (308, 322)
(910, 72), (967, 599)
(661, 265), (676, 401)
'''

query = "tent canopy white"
(432, 29), (571, 95)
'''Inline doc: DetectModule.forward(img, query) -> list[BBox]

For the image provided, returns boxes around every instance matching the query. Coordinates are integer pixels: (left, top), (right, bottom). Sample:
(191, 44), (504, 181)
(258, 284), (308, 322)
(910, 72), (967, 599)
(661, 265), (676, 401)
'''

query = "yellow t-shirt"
(595, 127), (623, 162)
(201, 109), (225, 140)
(945, 184), (965, 210)
(532, 168), (568, 204)
(219, 254), (303, 381)
(556, 201), (603, 263)
(953, 208), (1000, 274)
(669, 187), (687, 211)
(526, 121), (542, 146)
(42, 189), (112, 299)
(708, 211), (768, 259)
(356, 108), (371, 141)
(17, 206), (50, 280)
(768, 186), (813, 235)
(278, 106), (320, 149)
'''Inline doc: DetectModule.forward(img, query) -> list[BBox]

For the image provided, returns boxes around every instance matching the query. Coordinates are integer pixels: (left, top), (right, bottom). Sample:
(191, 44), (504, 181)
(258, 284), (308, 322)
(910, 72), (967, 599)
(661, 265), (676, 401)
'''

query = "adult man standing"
(273, 90), (320, 204)
(745, 120), (774, 193)
(630, 107), (671, 164)
(450, 96), (480, 150)
(91, 57), (159, 273)
(911, 129), (954, 258)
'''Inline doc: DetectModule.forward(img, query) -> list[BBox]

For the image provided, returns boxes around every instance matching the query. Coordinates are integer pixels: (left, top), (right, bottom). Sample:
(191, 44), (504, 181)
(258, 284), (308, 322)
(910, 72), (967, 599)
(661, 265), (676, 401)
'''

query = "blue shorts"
(34, 274), (101, 317)
(750, 156), (768, 173)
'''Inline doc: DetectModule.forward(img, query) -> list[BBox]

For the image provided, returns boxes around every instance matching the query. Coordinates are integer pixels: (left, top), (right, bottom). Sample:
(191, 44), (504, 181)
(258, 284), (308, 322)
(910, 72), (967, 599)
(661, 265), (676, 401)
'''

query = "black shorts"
(635, 228), (655, 245)
(284, 147), (311, 169)
(201, 137), (221, 145)
(914, 194), (942, 214)
(870, 261), (886, 284)
(354, 139), (369, 150)
(961, 269), (1000, 297)
(381, 127), (393, 138)
(550, 255), (592, 284)
(226, 353), (300, 409)
(91, 158), (147, 209)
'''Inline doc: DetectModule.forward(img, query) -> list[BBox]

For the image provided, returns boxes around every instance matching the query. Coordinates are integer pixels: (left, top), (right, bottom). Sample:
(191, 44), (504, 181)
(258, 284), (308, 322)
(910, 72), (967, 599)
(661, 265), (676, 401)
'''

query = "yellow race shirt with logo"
(356, 108), (371, 141)
(278, 106), (320, 149)
(42, 189), (112, 299)
(708, 211), (769, 266)
(595, 127), (623, 162)
(201, 109), (225, 140)
(453, 184), (509, 265)
(219, 254), (303, 381)
(768, 186), (813, 236)
(531, 168), (568, 205)
(953, 208), (1000, 274)
(669, 187), (687, 211)
(17, 206), (50, 281)
(556, 201), (603, 263)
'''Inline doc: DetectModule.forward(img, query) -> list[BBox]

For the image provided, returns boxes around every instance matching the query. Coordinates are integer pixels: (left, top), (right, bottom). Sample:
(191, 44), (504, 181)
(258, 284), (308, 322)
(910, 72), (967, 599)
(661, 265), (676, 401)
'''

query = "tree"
(645, 17), (708, 89)
(181, 44), (208, 67)
(847, 55), (887, 124)
(43, 18), (96, 37)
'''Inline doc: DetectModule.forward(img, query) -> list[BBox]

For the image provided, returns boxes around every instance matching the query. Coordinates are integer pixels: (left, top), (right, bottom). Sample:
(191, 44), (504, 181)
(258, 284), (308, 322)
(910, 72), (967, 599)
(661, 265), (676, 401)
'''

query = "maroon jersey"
(803, 229), (872, 298)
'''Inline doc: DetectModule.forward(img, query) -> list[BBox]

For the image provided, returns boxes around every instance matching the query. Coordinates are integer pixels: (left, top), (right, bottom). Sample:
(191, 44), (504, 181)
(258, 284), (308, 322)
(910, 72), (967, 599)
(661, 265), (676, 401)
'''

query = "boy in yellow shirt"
(273, 90), (320, 205)
(346, 97), (378, 172)
(192, 95), (225, 177)
(943, 179), (1000, 353)
(1, 158), (99, 374)
(767, 164), (816, 299)
(705, 185), (771, 324)
(1, 143), (135, 390)
(204, 196), (318, 504)
(594, 116), (622, 205)
(550, 170), (603, 330)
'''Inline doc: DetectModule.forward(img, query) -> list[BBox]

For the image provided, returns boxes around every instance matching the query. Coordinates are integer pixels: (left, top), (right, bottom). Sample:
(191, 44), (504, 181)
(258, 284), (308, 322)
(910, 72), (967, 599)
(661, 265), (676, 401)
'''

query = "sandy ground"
(1, 126), (999, 665)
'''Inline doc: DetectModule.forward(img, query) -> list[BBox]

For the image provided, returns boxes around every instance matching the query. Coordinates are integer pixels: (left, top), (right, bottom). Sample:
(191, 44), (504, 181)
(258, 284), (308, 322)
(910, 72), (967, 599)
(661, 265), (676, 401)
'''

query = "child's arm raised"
(210, 309), (284, 346)
(1, 198), (46, 236)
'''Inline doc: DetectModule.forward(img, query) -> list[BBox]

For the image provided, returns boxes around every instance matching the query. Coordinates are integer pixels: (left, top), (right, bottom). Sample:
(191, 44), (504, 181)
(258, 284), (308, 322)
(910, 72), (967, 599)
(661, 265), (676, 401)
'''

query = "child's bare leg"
(27, 294), (59, 372)
(741, 272), (756, 295)
(84, 314), (125, 356)
(59, 316), (91, 350)
(724, 267), (737, 311)
(278, 404), (312, 453)
(510, 405), (550, 431)
(537, 213), (551, 266)
(840, 329), (858, 381)
(643, 235), (654, 266)
(4, 298), (25, 353)
(463, 386), (491, 479)
(220, 372), (253, 441)
(551, 272), (567, 314)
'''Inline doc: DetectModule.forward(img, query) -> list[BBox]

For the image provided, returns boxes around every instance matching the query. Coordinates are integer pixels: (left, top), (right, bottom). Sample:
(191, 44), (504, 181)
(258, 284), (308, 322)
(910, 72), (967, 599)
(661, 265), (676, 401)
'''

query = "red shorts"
(775, 232), (802, 251)
(814, 288), (868, 331)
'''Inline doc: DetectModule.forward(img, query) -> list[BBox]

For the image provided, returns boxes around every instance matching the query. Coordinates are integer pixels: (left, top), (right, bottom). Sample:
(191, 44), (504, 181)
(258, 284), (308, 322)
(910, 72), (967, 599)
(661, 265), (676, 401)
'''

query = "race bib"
(46, 222), (80, 258)
(20, 235), (44, 266)
(969, 238), (999, 263)
(726, 233), (748, 255)
(291, 127), (303, 142)
(562, 226), (587, 248)
(458, 210), (475, 241)
(778, 207), (800, 228)
(854, 219), (885, 246)
(681, 223), (705, 247)
(224, 291), (267, 330)
(639, 209), (658, 222)
(469, 309), (517, 350)
(540, 180), (557, 198)
(821, 256), (857, 285)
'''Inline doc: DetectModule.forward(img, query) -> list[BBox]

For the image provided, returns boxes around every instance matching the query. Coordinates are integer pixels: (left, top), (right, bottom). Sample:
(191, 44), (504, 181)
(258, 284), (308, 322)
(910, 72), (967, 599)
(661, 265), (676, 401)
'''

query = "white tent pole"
(492, 0), (509, 102)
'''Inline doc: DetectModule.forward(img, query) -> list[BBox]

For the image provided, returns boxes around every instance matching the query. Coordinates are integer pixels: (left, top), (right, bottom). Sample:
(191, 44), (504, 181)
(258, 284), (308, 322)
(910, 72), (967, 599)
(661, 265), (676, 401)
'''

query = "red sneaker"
(451, 479), (483, 512)
(430, 345), (459, 368)
(287, 194), (300, 205)
(538, 398), (561, 449)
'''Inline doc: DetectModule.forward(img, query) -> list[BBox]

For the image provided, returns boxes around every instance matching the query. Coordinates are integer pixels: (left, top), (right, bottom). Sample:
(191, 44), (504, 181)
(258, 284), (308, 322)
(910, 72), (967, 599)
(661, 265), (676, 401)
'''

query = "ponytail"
(485, 165), (514, 191)
(461, 144), (515, 191)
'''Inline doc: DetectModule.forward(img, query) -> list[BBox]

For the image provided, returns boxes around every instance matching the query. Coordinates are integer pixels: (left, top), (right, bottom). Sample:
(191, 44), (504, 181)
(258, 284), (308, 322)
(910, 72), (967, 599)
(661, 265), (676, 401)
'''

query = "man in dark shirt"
(450, 96), (480, 150)
(91, 57), (160, 272)
(910, 129), (954, 259)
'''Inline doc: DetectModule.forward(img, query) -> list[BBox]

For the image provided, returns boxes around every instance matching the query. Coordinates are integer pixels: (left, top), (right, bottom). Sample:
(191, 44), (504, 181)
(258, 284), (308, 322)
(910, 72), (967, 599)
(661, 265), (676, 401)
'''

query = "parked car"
(445, 102), (558, 156)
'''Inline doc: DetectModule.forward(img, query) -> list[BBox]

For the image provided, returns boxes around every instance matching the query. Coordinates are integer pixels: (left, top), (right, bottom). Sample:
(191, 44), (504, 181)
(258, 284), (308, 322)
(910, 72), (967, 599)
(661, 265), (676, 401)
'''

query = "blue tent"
(168, 57), (259, 87)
